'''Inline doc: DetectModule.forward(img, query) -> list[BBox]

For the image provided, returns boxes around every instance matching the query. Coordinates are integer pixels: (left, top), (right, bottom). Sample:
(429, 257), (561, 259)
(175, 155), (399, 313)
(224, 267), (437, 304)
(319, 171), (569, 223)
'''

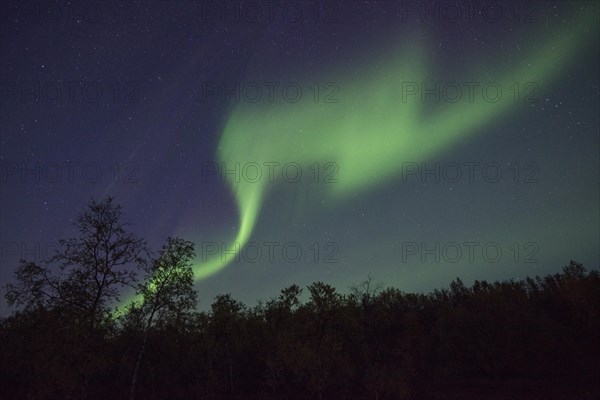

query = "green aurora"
(116, 5), (597, 314)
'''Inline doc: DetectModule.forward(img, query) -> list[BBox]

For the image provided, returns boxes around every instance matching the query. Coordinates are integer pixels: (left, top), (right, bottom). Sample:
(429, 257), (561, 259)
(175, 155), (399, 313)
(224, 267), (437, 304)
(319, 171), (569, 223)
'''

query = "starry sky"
(1, 1), (598, 314)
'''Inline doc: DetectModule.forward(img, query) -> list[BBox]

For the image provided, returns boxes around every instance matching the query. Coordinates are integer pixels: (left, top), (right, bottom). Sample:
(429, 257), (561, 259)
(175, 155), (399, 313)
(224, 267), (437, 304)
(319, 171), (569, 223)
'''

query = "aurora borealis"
(201, 7), (597, 284)
(1, 1), (598, 314)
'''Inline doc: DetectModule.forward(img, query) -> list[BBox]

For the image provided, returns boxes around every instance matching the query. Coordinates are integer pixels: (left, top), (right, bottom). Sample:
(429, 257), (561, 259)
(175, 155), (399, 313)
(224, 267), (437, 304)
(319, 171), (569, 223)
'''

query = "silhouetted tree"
(127, 237), (197, 400)
(5, 197), (147, 399)
(2, 220), (599, 400)
(209, 293), (245, 396)
(264, 285), (303, 395)
(6, 197), (147, 324)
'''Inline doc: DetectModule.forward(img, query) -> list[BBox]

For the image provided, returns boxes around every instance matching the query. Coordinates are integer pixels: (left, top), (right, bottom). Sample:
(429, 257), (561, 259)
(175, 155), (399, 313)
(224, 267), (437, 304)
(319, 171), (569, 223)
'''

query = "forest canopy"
(1, 198), (598, 400)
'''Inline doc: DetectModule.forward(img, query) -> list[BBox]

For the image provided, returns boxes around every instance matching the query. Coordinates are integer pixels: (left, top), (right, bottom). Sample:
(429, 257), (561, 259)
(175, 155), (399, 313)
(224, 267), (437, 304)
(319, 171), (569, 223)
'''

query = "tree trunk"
(227, 342), (234, 393)
(80, 374), (88, 400)
(130, 310), (155, 400)
(130, 327), (149, 400)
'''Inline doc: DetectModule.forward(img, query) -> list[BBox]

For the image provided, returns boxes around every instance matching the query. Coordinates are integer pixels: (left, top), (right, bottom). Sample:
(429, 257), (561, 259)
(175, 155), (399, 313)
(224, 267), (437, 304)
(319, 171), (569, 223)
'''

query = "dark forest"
(1, 198), (598, 400)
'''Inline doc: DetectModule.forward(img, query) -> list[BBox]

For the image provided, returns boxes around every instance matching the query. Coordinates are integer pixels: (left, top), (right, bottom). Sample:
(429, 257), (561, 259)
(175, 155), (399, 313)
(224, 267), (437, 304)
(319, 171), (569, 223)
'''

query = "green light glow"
(201, 10), (595, 280)
(114, 7), (596, 315)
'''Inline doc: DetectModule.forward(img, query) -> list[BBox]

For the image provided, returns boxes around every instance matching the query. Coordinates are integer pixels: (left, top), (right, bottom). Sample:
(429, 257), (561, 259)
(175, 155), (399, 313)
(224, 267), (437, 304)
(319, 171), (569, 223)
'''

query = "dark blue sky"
(1, 1), (598, 315)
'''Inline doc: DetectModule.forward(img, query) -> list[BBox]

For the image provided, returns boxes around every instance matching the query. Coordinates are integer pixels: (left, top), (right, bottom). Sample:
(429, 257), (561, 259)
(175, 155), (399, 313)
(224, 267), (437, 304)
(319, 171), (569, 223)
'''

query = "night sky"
(1, 1), (598, 315)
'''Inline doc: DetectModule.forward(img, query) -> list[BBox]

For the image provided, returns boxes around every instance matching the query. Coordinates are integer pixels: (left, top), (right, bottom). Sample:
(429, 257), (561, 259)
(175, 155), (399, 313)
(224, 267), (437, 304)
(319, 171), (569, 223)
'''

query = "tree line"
(1, 198), (598, 399)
